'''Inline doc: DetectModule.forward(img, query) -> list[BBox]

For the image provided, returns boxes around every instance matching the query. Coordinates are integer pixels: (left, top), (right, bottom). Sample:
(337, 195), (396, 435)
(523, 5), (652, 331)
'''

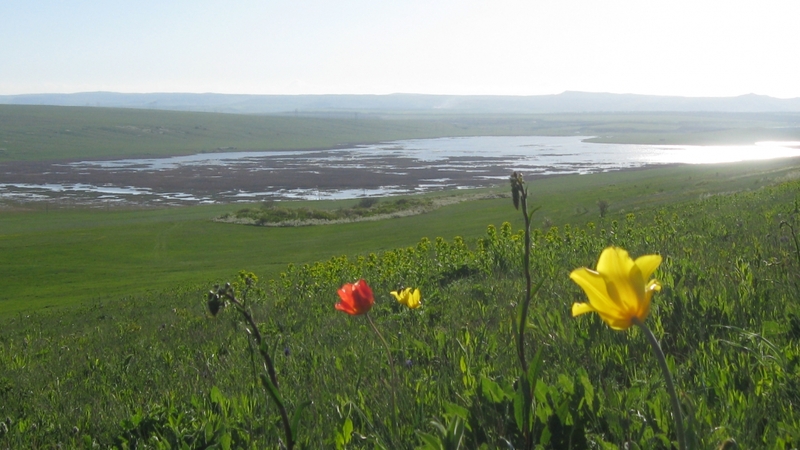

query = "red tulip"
(335, 279), (374, 315)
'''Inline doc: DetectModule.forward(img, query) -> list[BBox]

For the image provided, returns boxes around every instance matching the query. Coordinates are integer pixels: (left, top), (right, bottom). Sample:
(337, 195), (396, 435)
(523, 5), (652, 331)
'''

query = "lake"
(1, 136), (799, 206)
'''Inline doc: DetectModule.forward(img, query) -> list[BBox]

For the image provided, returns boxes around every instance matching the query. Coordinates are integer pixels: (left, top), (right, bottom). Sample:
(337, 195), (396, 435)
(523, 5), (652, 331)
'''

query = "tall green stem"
(518, 186), (532, 374)
(780, 221), (800, 266)
(366, 313), (398, 436)
(511, 172), (540, 450)
(214, 286), (295, 449)
(632, 317), (686, 450)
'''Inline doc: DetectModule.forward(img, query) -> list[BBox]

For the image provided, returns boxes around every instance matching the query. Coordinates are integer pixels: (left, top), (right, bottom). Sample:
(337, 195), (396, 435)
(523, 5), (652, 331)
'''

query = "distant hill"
(2, 91), (800, 114)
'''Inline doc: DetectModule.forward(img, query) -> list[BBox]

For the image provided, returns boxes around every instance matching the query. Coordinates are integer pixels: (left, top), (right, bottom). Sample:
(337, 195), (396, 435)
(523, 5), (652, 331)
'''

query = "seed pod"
(512, 186), (520, 210)
(208, 298), (221, 316)
(510, 172), (523, 210)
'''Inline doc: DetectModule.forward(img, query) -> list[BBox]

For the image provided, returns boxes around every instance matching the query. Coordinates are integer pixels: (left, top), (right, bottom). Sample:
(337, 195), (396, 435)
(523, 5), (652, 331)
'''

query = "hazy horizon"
(3, 90), (799, 100)
(2, 1), (799, 99)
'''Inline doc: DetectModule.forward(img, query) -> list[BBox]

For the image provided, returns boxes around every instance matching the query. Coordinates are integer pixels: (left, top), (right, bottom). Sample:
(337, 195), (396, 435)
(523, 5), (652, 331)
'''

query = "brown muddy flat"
(6, 134), (780, 208)
(0, 136), (606, 207)
(0, 151), (545, 207)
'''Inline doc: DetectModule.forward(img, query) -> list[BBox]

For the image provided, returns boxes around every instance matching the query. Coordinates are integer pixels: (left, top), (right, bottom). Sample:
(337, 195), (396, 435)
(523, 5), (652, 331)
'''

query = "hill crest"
(2, 91), (800, 114)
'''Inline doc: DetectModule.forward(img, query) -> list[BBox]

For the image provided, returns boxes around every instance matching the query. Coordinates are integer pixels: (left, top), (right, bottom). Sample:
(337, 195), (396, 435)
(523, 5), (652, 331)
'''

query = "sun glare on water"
(650, 141), (800, 165)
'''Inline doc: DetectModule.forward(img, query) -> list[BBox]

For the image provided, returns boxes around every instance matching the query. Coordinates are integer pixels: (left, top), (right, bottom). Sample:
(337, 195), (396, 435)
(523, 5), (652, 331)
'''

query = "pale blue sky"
(2, 0), (798, 97)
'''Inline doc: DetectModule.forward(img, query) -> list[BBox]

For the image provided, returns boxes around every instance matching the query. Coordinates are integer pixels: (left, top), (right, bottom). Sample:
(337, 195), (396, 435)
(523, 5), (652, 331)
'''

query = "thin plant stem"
(632, 317), (686, 450)
(518, 185), (533, 374)
(511, 172), (540, 450)
(220, 288), (295, 450)
(226, 293), (279, 388)
(519, 187), (534, 450)
(366, 312), (398, 436)
(780, 221), (800, 266)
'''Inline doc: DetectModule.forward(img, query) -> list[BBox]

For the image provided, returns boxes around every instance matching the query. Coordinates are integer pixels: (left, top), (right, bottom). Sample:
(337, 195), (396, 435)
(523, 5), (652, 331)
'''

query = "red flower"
(335, 279), (374, 315)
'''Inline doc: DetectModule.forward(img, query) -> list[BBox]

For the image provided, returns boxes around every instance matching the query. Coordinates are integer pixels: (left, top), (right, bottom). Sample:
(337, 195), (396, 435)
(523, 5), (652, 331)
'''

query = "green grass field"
(2, 105), (799, 161)
(1, 160), (799, 448)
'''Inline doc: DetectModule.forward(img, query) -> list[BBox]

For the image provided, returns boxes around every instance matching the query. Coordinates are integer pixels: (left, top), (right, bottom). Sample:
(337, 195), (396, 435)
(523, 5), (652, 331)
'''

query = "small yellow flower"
(391, 287), (421, 309)
(570, 246), (662, 330)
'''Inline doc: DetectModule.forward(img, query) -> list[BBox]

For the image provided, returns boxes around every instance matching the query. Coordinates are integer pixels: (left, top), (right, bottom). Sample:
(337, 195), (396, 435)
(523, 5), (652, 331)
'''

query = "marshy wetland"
(2, 134), (799, 207)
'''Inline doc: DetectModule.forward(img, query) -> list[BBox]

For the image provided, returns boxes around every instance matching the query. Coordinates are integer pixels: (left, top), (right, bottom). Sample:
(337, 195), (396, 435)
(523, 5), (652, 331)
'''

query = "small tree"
(597, 199), (610, 218)
(357, 197), (379, 208)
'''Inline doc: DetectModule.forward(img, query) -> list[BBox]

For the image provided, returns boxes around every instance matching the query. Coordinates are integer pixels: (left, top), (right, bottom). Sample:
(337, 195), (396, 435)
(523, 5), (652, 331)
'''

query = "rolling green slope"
(2, 105), (799, 162)
(0, 105), (475, 161)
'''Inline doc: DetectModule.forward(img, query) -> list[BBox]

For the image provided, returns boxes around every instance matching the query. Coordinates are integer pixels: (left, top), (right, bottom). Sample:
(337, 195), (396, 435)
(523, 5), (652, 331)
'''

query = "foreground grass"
(1, 164), (799, 448)
(2, 157), (800, 314)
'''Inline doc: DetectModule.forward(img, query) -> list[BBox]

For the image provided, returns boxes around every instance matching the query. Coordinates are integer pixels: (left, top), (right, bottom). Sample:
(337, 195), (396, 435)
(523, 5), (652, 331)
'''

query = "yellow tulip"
(570, 246), (662, 330)
(390, 287), (421, 309)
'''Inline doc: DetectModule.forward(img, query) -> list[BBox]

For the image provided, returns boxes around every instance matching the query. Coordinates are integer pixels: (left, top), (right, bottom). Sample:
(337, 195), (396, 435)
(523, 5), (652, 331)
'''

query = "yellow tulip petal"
(597, 247), (644, 313)
(397, 290), (411, 306)
(570, 246), (662, 331)
(636, 290), (653, 319)
(571, 302), (595, 316)
(408, 288), (421, 308)
(569, 268), (626, 321)
(635, 254), (662, 281)
(392, 288), (422, 309)
(598, 314), (634, 330)
(596, 247), (635, 280)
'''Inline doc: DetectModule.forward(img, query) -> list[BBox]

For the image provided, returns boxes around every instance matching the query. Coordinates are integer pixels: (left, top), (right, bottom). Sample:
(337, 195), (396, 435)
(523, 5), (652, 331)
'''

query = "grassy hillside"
(2, 156), (799, 315)
(1, 160), (799, 448)
(0, 105), (468, 161)
(2, 105), (799, 162)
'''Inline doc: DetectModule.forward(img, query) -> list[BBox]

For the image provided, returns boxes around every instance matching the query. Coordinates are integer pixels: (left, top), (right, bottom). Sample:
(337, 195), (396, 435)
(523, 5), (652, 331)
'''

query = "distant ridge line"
(2, 91), (800, 114)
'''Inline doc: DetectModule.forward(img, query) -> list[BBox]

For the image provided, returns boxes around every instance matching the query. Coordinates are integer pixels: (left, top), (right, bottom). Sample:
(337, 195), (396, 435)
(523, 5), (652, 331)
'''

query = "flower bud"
(208, 298), (221, 316)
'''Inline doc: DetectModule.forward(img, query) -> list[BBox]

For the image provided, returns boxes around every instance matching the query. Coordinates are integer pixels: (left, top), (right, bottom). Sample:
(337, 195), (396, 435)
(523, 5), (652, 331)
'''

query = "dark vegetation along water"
(2, 106), (800, 448)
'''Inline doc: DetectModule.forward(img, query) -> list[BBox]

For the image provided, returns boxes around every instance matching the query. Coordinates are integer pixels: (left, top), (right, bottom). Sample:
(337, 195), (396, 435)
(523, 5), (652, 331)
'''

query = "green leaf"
(259, 373), (285, 410)
(447, 417), (466, 449)
(209, 386), (224, 405)
(578, 368), (594, 411)
(443, 401), (470, 422)
(526, 347), (544, 388)
(341, 417), (353, 445)
(513, 381), (522, 431)
(557, 373), (574, 395)
(480, 375), (510, 404)
(539, 424), (552, 446)
(555, 397), (572, 425)
(290, 400), (313, 444)
(513, 375), (531, 433)
(335, 432), (344, 450)
(416, 431), (444, 450)
(219, 431), (232, 450)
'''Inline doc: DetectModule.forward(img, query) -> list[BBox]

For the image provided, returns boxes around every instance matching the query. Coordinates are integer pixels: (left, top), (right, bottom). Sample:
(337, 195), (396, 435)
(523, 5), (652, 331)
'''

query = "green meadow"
(2, 106), (800, 448)
(2, 105), (799, 161)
